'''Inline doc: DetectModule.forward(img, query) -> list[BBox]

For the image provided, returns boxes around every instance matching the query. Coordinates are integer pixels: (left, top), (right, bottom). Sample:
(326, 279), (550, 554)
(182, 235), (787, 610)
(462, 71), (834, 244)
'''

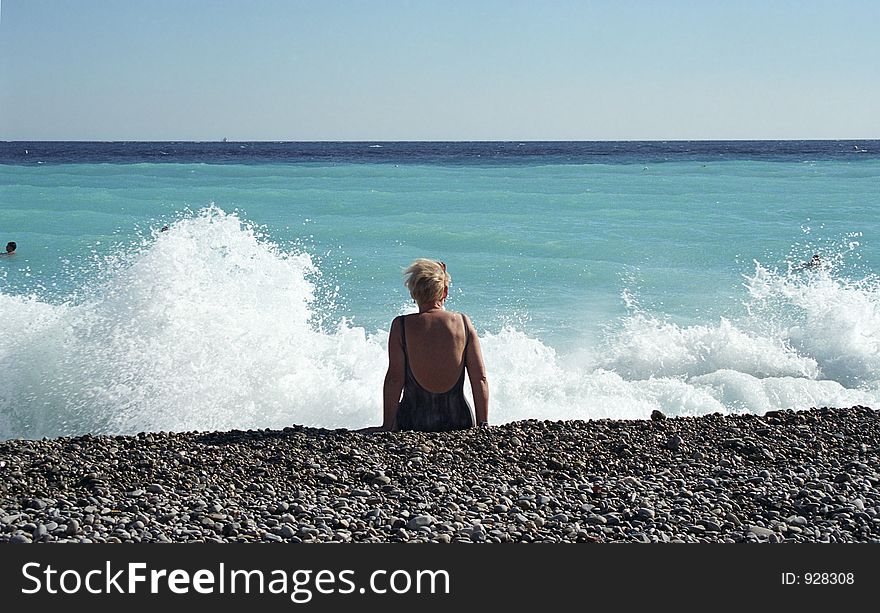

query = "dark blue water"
(1, 140), (877, 166)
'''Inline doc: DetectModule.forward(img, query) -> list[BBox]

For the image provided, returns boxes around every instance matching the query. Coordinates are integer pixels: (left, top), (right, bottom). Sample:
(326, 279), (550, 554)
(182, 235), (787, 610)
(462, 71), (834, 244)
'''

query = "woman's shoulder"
(449, 311), (475, 331)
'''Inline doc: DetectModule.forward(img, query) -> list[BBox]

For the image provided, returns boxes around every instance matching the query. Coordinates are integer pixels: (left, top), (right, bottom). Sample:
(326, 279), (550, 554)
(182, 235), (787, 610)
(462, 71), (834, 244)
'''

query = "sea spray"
(745, 260), (880, 387)
(0, 208), (387, 438)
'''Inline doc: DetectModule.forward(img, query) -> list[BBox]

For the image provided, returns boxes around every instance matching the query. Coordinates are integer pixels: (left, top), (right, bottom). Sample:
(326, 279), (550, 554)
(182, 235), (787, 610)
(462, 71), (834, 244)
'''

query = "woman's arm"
(464, 315), (489, 425)
(360, 317), (405, 434)
(380, 316), (405, 431)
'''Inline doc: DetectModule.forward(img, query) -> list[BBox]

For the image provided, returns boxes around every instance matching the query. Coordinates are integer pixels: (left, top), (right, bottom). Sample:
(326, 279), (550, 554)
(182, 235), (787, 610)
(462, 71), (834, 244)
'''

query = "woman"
(362, 259), (489, 432)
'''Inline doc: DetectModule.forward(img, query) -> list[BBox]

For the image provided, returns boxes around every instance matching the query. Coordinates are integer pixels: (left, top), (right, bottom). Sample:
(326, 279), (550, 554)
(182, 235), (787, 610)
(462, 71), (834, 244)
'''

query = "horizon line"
(2, 138), (879, 144)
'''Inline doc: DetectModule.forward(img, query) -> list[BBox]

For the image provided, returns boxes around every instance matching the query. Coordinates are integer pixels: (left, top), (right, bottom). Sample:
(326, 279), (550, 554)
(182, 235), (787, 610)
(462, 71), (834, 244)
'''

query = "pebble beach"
(1, 406), (878, 544)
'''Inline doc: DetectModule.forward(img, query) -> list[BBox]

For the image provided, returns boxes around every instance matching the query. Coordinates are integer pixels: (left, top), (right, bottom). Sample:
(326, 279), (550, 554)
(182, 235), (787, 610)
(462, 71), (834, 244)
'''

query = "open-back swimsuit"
(395, 313), (476, 432)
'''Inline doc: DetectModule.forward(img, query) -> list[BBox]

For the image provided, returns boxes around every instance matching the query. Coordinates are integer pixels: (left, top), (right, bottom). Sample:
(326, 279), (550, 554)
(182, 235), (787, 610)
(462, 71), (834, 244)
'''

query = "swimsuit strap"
(399, 315), (409, 363)
(461, 313), (469, 365)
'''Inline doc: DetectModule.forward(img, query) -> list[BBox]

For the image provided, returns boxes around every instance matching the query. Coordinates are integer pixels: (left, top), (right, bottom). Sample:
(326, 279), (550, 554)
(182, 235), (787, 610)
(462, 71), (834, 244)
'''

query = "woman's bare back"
(401, 310), (468, 392)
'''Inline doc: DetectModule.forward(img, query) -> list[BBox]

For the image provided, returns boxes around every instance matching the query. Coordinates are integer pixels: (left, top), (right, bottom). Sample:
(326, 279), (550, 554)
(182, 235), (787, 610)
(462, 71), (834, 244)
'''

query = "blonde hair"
(403, 259), (451, 304)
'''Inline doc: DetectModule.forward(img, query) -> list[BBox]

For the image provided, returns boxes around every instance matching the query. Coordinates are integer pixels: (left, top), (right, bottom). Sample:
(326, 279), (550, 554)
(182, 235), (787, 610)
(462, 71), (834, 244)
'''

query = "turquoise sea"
(1, 141), (878, 439)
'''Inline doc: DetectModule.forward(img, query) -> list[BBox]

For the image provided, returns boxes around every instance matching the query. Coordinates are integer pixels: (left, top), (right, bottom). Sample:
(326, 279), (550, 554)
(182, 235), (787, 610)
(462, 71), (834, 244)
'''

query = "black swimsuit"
(394, 313), (476, 432)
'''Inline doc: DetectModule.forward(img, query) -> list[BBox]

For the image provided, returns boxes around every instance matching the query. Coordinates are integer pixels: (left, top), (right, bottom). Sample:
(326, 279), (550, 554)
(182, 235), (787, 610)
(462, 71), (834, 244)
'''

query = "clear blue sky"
(1, 0), (878, 140)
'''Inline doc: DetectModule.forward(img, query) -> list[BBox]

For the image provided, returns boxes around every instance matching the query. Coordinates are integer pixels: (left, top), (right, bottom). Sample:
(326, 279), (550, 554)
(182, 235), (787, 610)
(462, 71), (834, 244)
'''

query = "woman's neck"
(417, 301), (445, 314)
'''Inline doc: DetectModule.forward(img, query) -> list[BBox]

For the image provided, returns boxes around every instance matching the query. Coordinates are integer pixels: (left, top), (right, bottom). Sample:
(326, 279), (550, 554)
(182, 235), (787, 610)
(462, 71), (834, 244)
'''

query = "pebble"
(748, 525), (775, 538)
(665, 435), (682, 450)
(637, 508), (656, 520)
(407, 515), (434, 530)
(222, 522), (239, 537)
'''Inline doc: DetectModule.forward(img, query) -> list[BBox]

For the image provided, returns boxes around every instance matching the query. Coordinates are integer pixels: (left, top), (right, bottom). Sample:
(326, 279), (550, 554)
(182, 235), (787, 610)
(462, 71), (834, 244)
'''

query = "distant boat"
(222, 137), (228, 143)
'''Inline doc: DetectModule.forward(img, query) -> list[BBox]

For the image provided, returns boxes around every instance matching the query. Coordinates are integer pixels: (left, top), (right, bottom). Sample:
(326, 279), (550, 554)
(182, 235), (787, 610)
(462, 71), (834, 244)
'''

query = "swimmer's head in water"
(5, 241), (15, 253)
(403, 258), (451, 304)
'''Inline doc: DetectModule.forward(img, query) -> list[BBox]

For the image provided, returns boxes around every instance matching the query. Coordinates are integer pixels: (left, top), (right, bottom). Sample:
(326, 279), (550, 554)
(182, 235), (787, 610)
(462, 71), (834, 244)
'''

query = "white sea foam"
(599, 314), (819, 380)
(1, 207), (878, 439)
(745, 261), (880, 387)
(487, 249), (880, 420)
